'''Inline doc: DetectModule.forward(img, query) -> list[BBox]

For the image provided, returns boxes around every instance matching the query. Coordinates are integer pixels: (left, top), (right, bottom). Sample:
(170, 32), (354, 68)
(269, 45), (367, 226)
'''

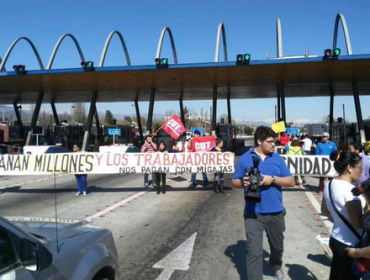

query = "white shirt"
(323, 179), (366, 246)
(302, 138), (312, 152)
(176, 141), (188, 153)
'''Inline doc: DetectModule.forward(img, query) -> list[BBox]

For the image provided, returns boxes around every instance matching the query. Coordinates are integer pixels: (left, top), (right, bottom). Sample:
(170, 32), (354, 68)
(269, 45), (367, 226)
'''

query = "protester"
(348, 141), (370, 184)
(321, 151), (366, 280)
(73, 143), (87, 196)
(346, 178), (370, 259)
(231, 126), (295, 280)
(285, 139), (306, 185)
(177, 135), (188, 153)
(169, 140), (179, 153)
(316, 132), (338, 194)
(154, 141), (168, 194)
(301, 134), (313, 155)
(141, 134), (157, 188)
(279, 132), (290, 148)
(211, 138), (224, 193)
(188, 130), (209, 188)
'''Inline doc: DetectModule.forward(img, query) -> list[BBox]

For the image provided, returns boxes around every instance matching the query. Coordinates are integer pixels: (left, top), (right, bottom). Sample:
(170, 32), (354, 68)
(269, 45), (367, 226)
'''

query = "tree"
(105, 110), (114, 124)
(124, 115), (132, 123)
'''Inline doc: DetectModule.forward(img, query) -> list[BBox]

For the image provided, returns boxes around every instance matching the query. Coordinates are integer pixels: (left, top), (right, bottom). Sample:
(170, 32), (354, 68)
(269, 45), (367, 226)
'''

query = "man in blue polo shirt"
(316, 132), (337, 194)
(232, 126), (294, 280)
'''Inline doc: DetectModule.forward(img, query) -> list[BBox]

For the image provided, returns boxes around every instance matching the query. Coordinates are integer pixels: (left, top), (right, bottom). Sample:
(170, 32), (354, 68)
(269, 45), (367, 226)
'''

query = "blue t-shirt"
(233, 148), (292, 214)
(316, 141), (337, 156)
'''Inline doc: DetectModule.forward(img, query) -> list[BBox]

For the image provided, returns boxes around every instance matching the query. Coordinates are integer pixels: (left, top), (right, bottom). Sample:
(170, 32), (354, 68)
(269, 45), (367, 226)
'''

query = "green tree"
(124, 115), (132, 123)
(105, 110), (114, 124)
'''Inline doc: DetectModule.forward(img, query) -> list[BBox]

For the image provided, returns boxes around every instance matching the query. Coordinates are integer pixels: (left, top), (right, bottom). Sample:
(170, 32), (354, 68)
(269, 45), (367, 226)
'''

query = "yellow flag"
(271, 121), (286, 133)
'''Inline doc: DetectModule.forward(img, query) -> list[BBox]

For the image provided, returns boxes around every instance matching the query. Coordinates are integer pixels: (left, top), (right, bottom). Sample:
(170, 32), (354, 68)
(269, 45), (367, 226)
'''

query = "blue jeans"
(191, 173), (208, 185)
(75, 174), (87, 193)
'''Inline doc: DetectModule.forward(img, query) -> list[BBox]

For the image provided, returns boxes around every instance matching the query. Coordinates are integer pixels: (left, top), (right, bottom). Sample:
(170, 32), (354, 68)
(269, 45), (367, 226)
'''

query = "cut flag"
(161, 115), (186, 140)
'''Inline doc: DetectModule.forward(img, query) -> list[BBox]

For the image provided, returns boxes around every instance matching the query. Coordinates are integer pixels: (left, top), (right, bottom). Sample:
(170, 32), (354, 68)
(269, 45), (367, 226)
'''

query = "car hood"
(6, 217), (105, 242)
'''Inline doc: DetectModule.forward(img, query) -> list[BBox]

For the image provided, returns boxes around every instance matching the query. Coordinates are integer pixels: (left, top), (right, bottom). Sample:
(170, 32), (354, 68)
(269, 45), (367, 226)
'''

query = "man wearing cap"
(316, 132), (338, 194)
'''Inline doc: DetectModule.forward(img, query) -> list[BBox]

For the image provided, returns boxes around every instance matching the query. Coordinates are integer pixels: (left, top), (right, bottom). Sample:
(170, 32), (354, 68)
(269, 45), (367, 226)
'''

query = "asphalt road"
(0, 172), (331, 280)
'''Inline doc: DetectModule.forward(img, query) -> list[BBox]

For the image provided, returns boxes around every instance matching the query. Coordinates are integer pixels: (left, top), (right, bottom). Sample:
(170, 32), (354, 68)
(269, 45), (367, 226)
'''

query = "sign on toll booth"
(108, 128), (121, 144)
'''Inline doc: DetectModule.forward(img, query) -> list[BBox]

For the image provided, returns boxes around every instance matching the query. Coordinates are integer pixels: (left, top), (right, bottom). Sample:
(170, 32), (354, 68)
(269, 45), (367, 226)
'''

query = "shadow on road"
(224, 240), (275, 280)
(307, 253), (331, 267)
(285, 263), (319, 280)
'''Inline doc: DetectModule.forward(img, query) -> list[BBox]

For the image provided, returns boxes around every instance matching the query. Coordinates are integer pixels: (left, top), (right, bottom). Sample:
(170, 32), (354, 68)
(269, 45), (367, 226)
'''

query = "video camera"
(245, 157), (261, 202)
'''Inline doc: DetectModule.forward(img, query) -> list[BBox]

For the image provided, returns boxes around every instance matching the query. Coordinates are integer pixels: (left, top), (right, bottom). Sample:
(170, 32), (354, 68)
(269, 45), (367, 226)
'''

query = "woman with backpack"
(321, 151), (366, 280)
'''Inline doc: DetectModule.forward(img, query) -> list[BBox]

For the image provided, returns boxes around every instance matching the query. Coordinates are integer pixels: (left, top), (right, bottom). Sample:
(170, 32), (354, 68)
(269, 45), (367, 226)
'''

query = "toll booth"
(216, 123), (235, 151)
(53, 124), (85, 151)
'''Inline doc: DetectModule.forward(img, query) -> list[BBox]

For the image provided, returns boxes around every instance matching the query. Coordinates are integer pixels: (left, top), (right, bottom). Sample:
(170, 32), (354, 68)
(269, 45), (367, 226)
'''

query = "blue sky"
(1, 0), (370, 124)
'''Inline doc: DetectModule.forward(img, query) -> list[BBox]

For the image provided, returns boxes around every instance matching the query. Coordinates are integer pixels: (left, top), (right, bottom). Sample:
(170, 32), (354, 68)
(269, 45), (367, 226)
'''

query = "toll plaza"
(0, 13), (369, 153)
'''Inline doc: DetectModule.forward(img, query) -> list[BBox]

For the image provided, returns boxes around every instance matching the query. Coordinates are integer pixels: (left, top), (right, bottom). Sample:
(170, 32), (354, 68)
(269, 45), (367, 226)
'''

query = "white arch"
(156, 27), (178, 64)
(215, 23), (228, 62)
(47, 34), (85, 69)
(99, 31), (131, 67)
(0, 37), (44, 71)
(276, 18), (283, 58)
(333, 13), (353, 55)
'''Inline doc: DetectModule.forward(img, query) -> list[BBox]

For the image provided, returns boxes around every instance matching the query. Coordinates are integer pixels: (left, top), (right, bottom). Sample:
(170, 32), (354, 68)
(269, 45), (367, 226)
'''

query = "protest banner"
(0, 152), (234, 175)
(1, 153), (367, 177)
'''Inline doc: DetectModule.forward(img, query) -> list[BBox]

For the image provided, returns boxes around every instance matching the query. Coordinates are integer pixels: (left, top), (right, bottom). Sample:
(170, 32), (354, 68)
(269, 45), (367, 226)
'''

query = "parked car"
(0, 215), (120, 279)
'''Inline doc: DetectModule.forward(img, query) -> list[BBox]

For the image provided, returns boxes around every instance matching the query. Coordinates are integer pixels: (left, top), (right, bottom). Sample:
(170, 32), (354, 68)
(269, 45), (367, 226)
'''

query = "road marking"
(153, 232), (197, 280)
(301, 185), (332, 232)
(85, 191), (146, 222)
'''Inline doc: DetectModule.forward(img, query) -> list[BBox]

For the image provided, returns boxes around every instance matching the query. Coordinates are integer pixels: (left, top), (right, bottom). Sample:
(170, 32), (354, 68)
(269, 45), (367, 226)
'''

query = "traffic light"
(155, 58), (169, 69)
(81, 61), (95, 71)
(323, 48), (341, 61)
(13, 65), (26, 74)
(236, 54), (251, 65)
(333, 48), (341, 59)
(324, 49), (332, 60)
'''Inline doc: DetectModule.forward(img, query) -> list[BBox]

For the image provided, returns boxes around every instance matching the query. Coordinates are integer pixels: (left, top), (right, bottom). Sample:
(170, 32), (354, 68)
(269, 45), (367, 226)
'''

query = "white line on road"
(85, 191), (147, 222)
(302, 185), (333, 232)
(153, 232), (197, 280)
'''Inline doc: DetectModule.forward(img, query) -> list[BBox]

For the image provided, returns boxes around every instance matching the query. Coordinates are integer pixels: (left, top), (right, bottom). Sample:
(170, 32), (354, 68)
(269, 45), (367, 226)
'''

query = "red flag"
(190, 136), (216, 152)
(161, 115), (186, 140)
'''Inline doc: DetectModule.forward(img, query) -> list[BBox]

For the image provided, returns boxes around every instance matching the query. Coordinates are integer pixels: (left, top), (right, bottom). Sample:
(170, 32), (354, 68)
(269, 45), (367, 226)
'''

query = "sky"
(1, 0), (370, 125)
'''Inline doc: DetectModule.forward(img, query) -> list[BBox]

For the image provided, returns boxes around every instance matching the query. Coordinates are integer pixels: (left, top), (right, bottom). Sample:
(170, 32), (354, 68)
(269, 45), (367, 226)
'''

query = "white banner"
(281, 155), (337, 177)
(1, 153), (365, 177)
(0, 152), (235, 175)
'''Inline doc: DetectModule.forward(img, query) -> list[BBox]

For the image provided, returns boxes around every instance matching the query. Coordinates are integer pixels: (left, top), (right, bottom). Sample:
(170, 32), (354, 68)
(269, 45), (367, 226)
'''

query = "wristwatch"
(272, 176), (276, 183)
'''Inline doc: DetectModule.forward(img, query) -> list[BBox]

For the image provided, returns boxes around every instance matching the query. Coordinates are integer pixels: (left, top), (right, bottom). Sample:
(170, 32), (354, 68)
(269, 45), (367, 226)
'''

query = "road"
(0, 172), (331, 280)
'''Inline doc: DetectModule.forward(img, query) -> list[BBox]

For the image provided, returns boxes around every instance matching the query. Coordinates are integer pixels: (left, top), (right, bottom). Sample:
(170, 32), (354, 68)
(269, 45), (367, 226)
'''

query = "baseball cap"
(322, 132), (330, 138)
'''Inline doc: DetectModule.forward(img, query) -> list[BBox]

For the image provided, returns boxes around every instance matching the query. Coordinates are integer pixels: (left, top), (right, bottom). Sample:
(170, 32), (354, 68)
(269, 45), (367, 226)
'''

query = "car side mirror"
(21, 238), (52, 271)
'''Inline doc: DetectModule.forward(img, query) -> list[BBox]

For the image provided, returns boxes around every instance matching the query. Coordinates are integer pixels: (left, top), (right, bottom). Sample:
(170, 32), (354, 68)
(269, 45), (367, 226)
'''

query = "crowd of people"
(232, 126), (370, 280)
(70, 125), (370, 279)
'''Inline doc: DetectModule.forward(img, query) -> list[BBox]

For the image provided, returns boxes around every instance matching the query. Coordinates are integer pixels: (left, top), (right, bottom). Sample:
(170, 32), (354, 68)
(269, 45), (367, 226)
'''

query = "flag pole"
(150, 126), (163, 139)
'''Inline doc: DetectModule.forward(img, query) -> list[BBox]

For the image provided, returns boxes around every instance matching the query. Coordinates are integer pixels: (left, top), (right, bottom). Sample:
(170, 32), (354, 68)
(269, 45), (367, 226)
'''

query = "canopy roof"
(1, 54), (370, 104)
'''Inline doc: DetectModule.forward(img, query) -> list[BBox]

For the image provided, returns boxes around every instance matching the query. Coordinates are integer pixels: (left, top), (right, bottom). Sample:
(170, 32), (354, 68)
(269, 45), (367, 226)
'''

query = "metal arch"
(0, 57), (5, 71)
(333, 13), (353, 55)
(276, 18), (283, 58)
(0, 37), (44, 71)
(99, 31), (131, 67)
(215, 23), (228, 62)
(47, 34), (85, 69)
(156, 27), (178, 64)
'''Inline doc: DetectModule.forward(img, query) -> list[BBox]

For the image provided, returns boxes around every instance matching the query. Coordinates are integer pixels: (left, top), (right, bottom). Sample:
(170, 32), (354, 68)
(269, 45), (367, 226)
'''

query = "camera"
(245, 157), (261, 202)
